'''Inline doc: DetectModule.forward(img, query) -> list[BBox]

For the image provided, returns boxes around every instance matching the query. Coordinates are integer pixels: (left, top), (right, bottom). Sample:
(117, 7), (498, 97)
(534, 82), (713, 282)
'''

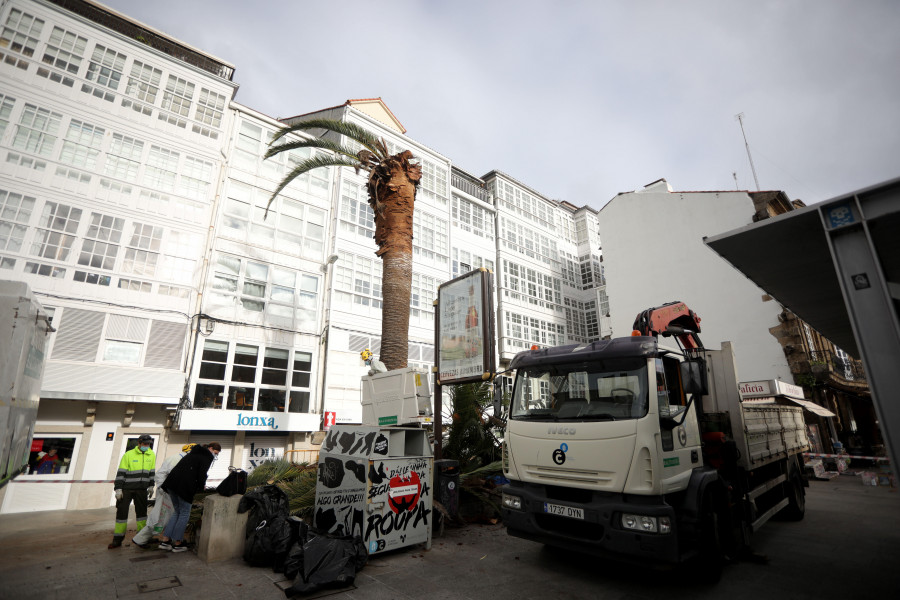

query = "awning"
(784, 398), (836, 418)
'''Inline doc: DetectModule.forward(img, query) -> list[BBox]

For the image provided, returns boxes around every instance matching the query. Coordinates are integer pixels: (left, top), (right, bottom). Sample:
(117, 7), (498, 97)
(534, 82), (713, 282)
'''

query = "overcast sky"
(101, 0), (899, 210)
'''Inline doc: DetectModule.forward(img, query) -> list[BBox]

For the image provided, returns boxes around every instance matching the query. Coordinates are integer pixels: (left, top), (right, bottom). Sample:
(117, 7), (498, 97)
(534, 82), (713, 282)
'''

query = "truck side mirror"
(680, 359), (708, 396)
(492, 380), (502, 417)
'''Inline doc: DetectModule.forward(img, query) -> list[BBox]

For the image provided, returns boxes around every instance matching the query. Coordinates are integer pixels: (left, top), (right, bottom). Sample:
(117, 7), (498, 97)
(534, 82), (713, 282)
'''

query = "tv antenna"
(735, 113), (760, 191)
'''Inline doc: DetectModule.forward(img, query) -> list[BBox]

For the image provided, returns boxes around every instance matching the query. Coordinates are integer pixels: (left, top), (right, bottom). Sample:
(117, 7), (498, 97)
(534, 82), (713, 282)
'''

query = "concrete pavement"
(0, 472), (897, 599)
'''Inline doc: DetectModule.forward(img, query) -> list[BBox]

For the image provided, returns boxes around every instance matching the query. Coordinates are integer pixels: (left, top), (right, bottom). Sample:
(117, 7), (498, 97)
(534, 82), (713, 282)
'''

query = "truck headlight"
(621, 513), (671, 534)
(502, 493), (523, 511)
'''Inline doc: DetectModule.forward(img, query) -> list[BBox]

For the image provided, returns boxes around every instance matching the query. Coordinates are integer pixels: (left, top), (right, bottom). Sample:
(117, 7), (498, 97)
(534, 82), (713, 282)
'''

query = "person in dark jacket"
(158, 442), (220, 552)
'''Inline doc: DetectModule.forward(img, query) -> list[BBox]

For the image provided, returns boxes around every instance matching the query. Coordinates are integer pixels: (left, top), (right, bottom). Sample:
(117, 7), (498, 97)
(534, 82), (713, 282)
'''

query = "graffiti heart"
(387, 471), (421, 513)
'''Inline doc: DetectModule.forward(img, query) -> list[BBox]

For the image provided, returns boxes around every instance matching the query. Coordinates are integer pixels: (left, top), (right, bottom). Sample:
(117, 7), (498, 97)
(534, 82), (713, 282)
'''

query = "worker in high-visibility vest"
(109, 434), (156, 549)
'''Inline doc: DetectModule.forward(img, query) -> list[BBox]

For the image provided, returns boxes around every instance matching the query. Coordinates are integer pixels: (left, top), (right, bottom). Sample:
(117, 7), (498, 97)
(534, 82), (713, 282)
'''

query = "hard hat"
(182, 443), (197, 451)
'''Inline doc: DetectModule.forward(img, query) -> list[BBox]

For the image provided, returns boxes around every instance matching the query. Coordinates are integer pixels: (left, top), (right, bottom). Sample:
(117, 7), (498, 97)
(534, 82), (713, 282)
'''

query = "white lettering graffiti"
(365, 501), (430, 539)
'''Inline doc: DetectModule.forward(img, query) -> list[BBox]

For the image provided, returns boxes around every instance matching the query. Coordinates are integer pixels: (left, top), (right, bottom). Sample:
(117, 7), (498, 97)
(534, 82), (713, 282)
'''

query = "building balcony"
(451, 171), (491, 202)
(804, 350), (868, 391)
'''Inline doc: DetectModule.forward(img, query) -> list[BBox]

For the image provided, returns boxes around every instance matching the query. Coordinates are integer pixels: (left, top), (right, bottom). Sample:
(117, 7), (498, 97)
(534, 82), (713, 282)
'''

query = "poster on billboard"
(435, 269), (495, 385)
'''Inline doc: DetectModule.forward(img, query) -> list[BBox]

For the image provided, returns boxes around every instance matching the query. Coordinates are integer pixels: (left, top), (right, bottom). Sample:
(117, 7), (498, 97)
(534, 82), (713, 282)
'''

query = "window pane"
(103, 340), (141, 363)
(242, 299), (264, 312)
(288, 391), (310, 413)
(201, 340), (228, 362)
(264, 348), (289, 369)
(292, 371), (310, 387)
(245, 261), (268, 281)
(227, 386), (254, 410)
(193, 383), (223, 409)
(199, 362), (226, 380)
(213, 274), (237, 292)
(257, 389), (284, 412)
(300, 275), (318, 293)
(271, 285), (293, 303)
(234, 344), (258, 364)
(272, 268), (295, 287)
(232, 365), (256, 383)
(217, 255), (240, 276)
(243, 281), (265, 297)
(294, 352), (312, 371)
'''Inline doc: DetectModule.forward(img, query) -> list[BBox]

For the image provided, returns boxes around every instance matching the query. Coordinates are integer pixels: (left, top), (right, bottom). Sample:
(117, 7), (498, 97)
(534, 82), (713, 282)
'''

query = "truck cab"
(500, 335), (707, 563)
(500, 302), (808, 575)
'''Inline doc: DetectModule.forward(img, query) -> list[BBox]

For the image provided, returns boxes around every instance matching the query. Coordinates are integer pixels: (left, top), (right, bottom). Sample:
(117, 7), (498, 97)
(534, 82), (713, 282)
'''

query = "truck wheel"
(781, 472), (806, 521)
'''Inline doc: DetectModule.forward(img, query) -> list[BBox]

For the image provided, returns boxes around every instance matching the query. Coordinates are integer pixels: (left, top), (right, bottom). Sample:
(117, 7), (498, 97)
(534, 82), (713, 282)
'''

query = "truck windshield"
(510, 359), (649, 421)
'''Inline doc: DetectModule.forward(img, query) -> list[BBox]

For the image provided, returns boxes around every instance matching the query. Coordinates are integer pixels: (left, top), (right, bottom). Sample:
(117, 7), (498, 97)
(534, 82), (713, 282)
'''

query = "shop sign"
(177, 408), (318, 432)
(739, 380), (771, 397)
(740, 379), (805, 400)
(236, 413), (279, 429)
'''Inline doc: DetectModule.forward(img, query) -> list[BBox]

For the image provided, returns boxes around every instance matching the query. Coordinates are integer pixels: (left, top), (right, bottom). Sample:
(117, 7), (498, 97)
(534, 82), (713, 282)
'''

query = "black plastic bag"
(237, 485), (294, 569)
(243, 515), (295, 569)
(282, 518), (310, 579)
(217, 468), (247, 496)
(284, 533), (368, 596)
(238, 484), (290, 531)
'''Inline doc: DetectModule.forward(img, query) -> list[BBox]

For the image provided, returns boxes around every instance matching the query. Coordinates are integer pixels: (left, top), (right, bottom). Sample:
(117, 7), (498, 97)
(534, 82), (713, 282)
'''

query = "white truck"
(500, 302), (808, 578)
(0, 280), (53, 488)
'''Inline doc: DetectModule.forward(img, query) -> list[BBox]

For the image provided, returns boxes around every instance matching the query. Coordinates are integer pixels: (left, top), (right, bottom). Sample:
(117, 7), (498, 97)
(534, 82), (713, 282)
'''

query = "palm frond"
(264, 137), (361, 163)
(269, 118), (387, 159)
(266, 155), (360, 215)
(459, 460), (503, 481)
(276, 468), (318, 517)
(246, 458), (305, 487)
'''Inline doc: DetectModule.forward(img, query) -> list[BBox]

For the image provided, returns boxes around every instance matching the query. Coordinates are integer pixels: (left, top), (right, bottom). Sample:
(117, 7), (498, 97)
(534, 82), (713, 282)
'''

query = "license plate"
(543, 502), (584, 520)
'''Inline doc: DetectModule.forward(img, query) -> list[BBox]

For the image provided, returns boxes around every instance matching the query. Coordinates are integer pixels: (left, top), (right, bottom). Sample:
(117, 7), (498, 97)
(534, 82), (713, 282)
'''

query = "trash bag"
(238, 484), (290, 532)
(217, 468), (248, 496)
(243, 515), (295, 569)
(284, 533), (368, 597)
(133, 490), (175, 545)
(282, 518), (310, 579)
(238, 485), (294, 569)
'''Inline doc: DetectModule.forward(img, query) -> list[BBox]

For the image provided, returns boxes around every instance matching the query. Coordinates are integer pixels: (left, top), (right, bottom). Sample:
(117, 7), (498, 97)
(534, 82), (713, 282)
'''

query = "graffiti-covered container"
(314, 425), (433, 555)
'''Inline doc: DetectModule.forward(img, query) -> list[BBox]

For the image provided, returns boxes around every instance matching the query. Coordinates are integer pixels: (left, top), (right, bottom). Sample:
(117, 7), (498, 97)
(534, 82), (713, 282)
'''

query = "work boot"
(108, 537), (123, 549)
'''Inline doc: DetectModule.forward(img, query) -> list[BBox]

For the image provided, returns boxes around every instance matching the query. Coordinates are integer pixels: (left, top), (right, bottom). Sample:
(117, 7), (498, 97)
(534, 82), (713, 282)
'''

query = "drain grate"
(136, 576), (181, 593)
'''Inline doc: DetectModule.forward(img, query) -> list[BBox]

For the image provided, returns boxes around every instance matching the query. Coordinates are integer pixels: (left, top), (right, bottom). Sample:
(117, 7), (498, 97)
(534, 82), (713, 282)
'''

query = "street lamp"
(317, 253), (340, 429)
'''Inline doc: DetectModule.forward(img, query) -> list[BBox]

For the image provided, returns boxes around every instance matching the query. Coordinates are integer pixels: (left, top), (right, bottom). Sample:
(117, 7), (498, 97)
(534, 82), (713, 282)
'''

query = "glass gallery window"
(192, 339), (313, 413)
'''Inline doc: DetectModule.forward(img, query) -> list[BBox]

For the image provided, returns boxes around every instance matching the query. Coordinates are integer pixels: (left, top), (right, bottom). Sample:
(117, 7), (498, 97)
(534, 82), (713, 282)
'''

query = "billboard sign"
(435, 269), (496, 385)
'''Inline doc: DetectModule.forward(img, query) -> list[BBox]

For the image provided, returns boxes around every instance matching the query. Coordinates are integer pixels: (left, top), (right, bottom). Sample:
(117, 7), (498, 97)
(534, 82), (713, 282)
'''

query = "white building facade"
(0, 0), (236, 512)
(0, 0), (614, 513)
(597, 178), (793, 382)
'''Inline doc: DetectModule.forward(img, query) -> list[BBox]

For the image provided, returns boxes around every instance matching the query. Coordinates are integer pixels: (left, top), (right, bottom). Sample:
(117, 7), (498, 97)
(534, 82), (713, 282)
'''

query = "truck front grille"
(523, 464), (615, 488)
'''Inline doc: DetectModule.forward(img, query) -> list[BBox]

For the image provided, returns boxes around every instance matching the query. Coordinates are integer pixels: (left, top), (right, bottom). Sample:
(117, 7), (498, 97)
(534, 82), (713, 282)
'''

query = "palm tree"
(265, 118), (422, 371)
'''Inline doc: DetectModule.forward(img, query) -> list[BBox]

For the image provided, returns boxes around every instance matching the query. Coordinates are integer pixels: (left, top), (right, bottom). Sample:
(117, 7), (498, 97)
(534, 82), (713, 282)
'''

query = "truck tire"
(781, 471), (806, 521)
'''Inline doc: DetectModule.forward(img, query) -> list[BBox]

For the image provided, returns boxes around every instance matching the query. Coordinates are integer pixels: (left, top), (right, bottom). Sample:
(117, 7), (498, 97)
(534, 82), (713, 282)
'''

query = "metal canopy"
(785, 398), (837, 418)
(704, 200), (859, 356)
(705, 176), (900, 474)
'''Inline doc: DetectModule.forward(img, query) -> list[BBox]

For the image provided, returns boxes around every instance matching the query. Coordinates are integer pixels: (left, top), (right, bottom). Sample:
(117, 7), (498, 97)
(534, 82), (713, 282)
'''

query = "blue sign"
(826, 202), (856, 229)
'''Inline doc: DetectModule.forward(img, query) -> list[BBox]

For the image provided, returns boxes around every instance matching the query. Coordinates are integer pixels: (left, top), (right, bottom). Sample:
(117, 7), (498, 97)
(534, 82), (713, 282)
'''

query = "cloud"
(103, 0), (900, 208)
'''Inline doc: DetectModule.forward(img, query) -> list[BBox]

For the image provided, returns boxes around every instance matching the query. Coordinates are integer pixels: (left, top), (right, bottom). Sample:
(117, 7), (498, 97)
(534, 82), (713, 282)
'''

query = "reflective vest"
(114, 446), (156, 490)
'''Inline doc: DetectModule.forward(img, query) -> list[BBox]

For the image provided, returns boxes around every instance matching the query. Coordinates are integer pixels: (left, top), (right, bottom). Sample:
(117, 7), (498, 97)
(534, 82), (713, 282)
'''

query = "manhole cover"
(136, 576), (181, 593)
